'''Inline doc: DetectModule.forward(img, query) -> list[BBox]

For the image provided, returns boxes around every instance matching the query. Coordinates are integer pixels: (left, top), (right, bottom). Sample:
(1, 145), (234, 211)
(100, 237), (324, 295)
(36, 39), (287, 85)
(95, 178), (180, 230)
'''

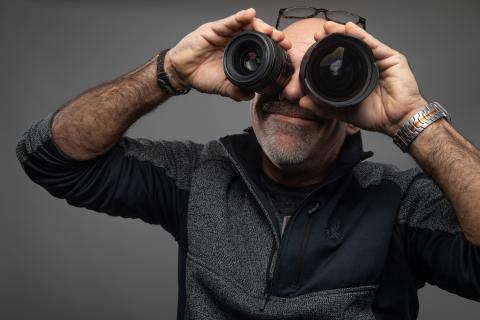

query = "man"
(16, 7), (480, 319)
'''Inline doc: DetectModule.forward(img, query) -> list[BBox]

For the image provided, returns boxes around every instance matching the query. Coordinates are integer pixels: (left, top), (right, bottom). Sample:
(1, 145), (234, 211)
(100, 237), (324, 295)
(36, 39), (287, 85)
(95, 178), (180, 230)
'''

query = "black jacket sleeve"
(16, 115), (203, 239)
(398, 171), (480, 301)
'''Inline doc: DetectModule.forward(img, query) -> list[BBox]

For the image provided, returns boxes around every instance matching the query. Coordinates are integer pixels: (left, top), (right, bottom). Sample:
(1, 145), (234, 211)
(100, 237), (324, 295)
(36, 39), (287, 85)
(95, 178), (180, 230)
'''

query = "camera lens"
(223, 31), (293, 95)
(240, 49), (262, 73)
(313, 46), (366, 99)
(300, 34), (378, 108)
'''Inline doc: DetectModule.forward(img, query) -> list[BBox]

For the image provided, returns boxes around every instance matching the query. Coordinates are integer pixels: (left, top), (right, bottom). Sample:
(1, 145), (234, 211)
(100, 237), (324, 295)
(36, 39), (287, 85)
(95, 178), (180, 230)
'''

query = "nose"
(279, 68), (305, 103)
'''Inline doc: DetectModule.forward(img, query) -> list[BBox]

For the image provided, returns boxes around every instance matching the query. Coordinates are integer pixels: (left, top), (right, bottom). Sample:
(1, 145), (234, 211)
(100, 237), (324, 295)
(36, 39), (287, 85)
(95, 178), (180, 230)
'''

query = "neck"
(261, 136), (345, 187)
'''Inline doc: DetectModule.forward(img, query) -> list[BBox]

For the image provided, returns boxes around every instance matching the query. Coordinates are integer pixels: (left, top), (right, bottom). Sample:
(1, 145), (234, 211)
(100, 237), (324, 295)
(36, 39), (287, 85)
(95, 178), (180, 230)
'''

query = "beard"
(262, 119), (319, 166)
(255, 99), (326, 168)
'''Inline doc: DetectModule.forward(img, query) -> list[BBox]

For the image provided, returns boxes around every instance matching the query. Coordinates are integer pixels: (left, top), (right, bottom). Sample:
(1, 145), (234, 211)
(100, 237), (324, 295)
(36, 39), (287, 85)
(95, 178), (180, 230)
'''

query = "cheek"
(250, 98), (264, 130)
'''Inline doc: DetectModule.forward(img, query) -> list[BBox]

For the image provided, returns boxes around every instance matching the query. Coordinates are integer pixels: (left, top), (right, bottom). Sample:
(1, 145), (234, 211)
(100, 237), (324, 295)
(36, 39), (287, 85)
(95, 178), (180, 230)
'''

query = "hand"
(165, 8), (292, 101)
(299, 21), (428, 136)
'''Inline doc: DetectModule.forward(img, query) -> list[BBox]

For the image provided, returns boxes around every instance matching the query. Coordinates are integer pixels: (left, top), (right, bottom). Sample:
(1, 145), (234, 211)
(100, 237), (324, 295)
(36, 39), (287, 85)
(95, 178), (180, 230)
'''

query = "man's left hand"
(299, 21), (428, 137)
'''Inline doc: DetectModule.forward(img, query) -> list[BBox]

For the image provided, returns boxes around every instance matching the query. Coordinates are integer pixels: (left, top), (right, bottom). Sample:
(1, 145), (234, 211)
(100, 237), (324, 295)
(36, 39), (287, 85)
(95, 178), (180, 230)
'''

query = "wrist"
(408, 117), (449, 153)
(127, 56), (165, 103)
(391, 101), (451, 152)
(163, 50), (190, 92)
(385, 97), (428, 137)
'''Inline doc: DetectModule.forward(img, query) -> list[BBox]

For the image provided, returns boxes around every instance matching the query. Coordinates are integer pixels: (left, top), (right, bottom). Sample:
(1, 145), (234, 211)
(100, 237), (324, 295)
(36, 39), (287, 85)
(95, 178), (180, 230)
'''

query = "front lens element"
(300, 33), (378, 108)
(241, 49), (262, 73)
(313, 45), (366, 100)
(223, 31), (293, 95)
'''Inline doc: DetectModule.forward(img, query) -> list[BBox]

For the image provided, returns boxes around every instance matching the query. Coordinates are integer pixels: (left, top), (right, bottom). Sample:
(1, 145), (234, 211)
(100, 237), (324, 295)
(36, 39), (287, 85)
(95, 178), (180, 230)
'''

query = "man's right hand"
(165, 8), (292, 101)
(49, 8), (290, 161)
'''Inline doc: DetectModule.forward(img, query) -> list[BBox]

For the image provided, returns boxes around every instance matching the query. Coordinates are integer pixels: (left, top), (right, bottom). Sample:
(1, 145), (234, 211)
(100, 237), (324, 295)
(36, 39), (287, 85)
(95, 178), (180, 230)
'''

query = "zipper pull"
(307, 202), (320, 215)
(260, 290), (272, 311)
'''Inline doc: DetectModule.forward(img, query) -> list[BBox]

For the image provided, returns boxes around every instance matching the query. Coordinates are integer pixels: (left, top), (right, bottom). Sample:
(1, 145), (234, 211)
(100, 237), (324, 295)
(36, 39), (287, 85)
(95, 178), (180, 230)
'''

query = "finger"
(375, 54), (404, 72)
(344, 22), (397, 60)
(236, 17), (292, 50)
(323, 21), (346, 35)
(250, 19), (292, 50)
(212, 8), (257, 37)
(314, 21), (397, 62)
(250, 18), (281, 40)
(250, 18), (273, 35)
(226, 85), (256, 102)
(314, 21), (346, 42)
(212, 11), (292, 50)
(278, 38), (293, 50)
(313, 27), (327, 42)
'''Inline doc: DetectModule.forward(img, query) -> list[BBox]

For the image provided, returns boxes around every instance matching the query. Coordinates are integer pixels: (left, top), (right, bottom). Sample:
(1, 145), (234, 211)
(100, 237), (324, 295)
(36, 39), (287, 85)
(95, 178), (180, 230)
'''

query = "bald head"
(281, 18), (327, 53)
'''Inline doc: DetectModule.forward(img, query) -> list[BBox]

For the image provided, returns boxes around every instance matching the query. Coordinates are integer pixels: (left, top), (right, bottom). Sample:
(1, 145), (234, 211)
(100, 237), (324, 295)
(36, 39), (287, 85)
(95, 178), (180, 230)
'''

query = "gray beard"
(260, 119), (318, 167)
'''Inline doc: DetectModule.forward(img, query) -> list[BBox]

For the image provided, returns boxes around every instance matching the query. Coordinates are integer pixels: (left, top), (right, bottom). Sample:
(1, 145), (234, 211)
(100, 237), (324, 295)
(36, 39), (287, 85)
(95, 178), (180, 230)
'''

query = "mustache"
(261, 100), (324, 122)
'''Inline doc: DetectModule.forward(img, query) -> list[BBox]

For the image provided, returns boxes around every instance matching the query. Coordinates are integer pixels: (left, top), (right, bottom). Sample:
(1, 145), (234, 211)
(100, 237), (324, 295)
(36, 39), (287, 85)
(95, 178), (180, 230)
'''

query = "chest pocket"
(271, 179), (402, 297)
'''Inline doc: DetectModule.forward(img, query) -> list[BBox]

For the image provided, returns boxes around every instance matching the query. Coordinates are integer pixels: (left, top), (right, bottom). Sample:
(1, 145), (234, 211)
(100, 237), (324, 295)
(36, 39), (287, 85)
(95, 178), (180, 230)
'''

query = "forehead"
(282, 18), (326, 52)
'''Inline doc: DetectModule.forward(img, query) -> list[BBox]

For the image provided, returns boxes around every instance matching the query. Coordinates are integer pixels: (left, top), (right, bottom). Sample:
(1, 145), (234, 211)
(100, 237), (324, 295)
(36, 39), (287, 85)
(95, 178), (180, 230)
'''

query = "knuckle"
(398, 53), (407, 61)
(207, 22), (217, 29)
(198, 22), (211, 32)
(393, 56), (404, 65)
(396, 51), (407, 60)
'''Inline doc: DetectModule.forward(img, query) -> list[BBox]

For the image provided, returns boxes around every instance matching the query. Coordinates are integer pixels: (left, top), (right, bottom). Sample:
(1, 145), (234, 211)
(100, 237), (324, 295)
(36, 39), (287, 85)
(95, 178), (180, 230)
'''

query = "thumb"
(224, 84), (255, 102)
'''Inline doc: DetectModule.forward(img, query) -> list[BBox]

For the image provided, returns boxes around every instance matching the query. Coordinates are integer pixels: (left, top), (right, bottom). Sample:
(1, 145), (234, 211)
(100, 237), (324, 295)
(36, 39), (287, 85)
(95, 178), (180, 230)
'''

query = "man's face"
(250, 18), (357, 170)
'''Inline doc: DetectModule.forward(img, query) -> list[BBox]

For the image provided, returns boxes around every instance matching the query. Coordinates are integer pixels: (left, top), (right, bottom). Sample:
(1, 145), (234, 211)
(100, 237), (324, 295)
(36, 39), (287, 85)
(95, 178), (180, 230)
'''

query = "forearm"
(407, 118), (480, 244)
(52, 54), (171, 160)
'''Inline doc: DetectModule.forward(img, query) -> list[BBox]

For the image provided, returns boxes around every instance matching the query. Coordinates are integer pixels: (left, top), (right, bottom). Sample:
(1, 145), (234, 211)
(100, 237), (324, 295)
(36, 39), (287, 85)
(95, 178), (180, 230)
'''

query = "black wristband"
(156, 49), (190, 95)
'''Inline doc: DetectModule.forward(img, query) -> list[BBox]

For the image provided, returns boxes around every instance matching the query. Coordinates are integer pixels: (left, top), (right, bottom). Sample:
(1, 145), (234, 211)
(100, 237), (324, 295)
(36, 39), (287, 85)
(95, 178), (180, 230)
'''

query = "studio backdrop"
(2, 0), (480, 319)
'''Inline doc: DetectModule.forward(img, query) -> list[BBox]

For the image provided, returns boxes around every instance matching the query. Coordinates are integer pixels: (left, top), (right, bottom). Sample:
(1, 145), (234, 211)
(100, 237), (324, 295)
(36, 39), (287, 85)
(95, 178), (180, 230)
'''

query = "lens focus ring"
(223, 31), (293, 95)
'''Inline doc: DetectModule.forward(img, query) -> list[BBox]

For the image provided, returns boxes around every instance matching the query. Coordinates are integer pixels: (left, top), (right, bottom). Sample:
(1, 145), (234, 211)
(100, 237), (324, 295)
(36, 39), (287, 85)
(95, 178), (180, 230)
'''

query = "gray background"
(2, 0), (480, 318)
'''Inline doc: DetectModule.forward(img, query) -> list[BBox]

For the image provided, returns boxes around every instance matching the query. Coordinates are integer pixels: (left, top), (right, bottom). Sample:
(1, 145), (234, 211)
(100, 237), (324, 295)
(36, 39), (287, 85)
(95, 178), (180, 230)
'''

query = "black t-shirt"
(260, 171), (320, 236)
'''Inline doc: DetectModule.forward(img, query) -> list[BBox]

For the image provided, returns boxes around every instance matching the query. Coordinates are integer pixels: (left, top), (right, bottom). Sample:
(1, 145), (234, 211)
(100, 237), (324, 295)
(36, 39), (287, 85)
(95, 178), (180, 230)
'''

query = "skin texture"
(250, 18), (360, 187)
(52, 8), (285, 160)
(50, 8), (480, 245)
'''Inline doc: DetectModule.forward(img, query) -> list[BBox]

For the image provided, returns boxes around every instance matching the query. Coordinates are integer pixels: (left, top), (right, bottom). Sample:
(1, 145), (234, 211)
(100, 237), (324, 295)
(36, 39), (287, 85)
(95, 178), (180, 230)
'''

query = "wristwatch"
(393, 101), (451, 152)
(156, 48), (190, 95)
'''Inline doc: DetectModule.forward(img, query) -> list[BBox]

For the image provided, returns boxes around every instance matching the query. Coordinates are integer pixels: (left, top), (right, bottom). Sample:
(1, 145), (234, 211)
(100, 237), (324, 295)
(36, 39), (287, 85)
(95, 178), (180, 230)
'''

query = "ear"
(345, 123), (360, 135)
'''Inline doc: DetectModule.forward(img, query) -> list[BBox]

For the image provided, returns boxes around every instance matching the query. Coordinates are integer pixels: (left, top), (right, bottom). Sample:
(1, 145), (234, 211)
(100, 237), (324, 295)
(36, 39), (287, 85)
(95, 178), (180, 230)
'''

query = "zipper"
(288, 175), (352, 288)
(258, 185), (328, 311)
(259, 197), (321, 310)
(220, 150), (281, 312)
(292, 202), (320, 288)
(223, 152), (282, 243)
(260, 238), (276, 311)
(220, 141), (358, 312)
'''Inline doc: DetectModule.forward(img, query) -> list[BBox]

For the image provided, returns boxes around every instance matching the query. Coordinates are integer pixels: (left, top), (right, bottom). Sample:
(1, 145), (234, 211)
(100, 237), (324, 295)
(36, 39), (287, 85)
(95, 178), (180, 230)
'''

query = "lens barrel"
(223, 32), (378, 108)
(300, 34), (378, 108)
(223, 31), (293, 95)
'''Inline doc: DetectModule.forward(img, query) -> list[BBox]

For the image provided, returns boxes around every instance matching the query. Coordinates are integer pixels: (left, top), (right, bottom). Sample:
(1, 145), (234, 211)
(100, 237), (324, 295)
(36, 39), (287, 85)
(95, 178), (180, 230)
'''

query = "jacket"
(17, 114), (480, 319)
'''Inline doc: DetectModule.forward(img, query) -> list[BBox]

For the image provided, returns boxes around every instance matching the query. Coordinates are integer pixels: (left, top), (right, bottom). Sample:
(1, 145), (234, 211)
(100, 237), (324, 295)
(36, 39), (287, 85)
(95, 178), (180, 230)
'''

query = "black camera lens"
(223, 31), (293, 95)
(300, 34), (378, 108)
(239, 48), (262, 73)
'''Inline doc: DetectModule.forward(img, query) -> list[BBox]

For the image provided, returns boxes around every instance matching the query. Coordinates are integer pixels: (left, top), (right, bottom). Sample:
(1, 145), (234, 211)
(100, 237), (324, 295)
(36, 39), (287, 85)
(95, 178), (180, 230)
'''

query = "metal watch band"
(393, 101), (451, 152)
(156, 48), (190, 95)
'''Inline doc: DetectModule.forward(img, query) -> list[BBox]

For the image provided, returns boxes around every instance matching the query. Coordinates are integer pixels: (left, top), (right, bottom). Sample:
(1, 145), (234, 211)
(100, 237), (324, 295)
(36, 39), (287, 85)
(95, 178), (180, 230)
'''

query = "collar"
(235, 126), (373, 169)
(219, 128), (373, 238)
(220, 127), (372, 191)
